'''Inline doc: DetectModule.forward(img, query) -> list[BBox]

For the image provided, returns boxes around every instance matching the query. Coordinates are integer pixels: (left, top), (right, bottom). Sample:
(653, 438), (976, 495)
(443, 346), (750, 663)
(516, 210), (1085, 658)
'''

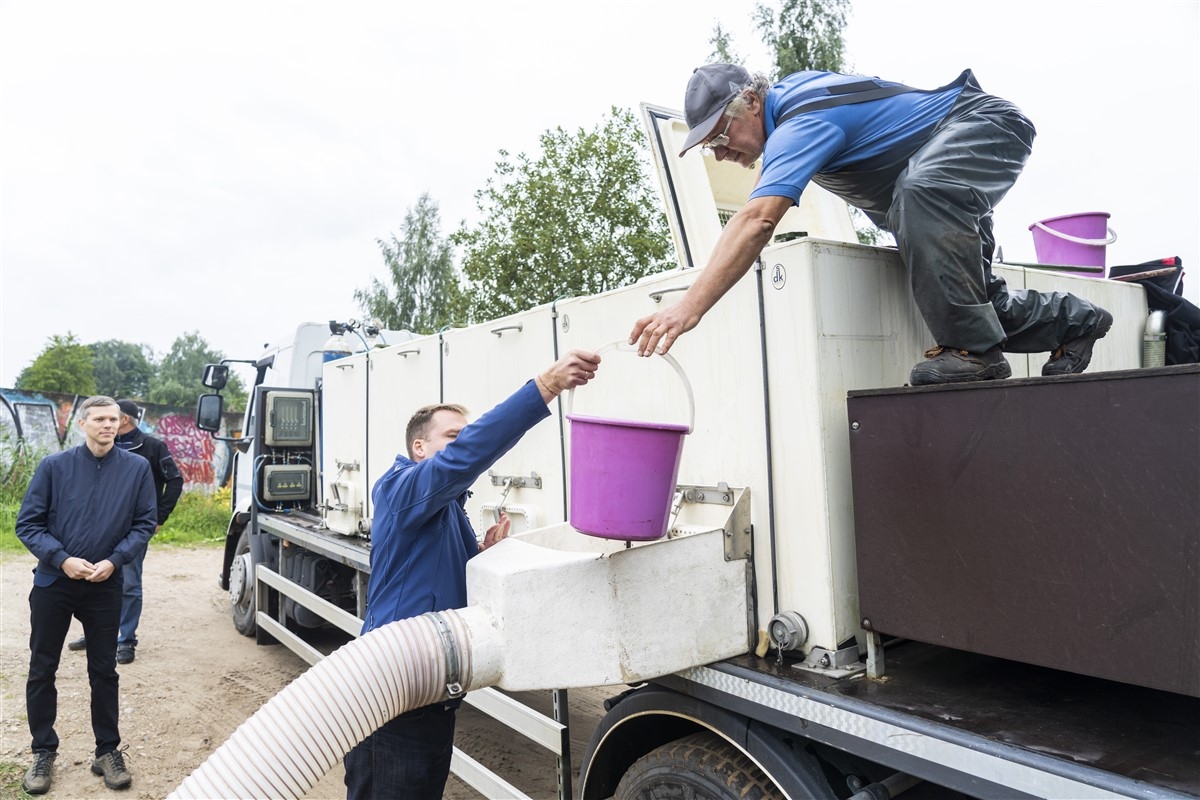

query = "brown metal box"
(847, 365), (1200, 696)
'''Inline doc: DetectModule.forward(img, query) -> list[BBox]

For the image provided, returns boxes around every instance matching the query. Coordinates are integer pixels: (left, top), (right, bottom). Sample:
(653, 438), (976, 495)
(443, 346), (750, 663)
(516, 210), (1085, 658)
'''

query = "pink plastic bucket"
(566, 345), (693, 541)
(1028, 212), (1118, 278)
(566, 415), (689, 541)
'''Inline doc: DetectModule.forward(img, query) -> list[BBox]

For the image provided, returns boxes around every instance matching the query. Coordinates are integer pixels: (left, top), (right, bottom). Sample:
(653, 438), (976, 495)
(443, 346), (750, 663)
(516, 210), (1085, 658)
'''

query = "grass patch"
(0, 760), (27, 799)
(156, 486), (231, 545)
(1, 487), (231, 552)
(1, 438), (44, 552)
(0, 505), (19, 552)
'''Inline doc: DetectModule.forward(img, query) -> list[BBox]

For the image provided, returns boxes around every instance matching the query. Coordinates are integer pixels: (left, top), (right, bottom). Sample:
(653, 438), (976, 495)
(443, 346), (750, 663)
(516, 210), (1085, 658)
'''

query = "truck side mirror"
(202, 364), (229, 391)
(196, 393), (225, 433)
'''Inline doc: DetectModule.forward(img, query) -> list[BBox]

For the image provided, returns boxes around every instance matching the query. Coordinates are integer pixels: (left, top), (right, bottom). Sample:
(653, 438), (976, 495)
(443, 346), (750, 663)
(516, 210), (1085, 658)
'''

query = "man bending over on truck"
(630, 63), (1112, 385)
(343, 349), (602, 800)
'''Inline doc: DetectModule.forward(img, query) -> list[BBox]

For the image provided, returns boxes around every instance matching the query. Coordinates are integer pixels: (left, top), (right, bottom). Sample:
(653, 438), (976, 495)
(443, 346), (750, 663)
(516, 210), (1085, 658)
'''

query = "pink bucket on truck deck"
(1029, 212), (1117, 278)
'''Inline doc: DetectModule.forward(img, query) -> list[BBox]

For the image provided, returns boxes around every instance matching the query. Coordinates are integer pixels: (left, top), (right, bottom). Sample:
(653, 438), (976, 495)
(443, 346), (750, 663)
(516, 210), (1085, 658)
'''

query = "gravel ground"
(0, 544), (610, 799)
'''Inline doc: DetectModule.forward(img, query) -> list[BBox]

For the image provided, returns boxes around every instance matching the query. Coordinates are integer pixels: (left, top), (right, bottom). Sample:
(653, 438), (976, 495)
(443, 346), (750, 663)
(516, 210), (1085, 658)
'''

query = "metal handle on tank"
(1031, 221), (1118, 247)
(565, 341), (695, 434)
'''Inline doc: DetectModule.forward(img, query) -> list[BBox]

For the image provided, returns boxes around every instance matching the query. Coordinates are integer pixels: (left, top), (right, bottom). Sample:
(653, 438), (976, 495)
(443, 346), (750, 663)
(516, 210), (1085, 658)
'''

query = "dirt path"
(0, 544), (612, 799)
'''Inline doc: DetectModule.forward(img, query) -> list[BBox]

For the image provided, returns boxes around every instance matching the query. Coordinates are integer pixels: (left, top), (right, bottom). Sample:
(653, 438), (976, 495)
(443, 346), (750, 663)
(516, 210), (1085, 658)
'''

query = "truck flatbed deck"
(258, 511), (370, 571)
(661, 643), (1200, 799)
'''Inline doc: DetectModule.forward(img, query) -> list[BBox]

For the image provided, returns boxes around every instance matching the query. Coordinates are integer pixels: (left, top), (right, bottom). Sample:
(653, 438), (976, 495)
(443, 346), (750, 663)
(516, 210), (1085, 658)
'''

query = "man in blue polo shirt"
(630, 64), (1112, 385)
(343, 348), (601, 800)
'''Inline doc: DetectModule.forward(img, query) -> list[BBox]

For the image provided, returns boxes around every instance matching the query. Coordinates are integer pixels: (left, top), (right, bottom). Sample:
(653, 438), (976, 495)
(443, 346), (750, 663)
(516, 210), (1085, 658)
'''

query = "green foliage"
(90, 338), (156, 399)
(851, 208), (894, 247)
(14, 333), (96, 396)
(149, 332), (247, 412)
(708, 22), (744, 64)
(355, 193), (464, 334)
(155, 487), (230, 545)
(0, 437), (44, 507)
(0, 432), (47, 547)
(0, 507), (17, 548)
(453, 107), (674, 322)
(0, 760), (26, 798)
(755, 0), (849, 75)
(10, 332), (246, 413)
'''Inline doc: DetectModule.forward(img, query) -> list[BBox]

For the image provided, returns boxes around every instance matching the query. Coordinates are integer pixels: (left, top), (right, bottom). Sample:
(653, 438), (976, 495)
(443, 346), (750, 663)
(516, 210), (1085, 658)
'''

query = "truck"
(193, 102), (1199, 800)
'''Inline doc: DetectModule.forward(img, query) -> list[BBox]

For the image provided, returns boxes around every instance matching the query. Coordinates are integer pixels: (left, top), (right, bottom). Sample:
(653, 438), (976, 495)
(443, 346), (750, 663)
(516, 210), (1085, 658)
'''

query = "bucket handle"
(1032, 221), (1118, 247)
(566, 342), (695, 434)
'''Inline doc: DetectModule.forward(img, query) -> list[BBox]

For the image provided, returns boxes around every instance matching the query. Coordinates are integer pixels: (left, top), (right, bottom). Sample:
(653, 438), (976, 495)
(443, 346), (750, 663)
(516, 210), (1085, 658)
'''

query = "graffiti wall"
(0, 389), (243, 492)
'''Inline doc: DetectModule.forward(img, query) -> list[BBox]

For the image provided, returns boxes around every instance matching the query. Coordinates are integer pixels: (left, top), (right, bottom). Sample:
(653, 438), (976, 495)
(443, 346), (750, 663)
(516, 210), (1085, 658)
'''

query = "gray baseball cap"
(679, 63), (752, 157)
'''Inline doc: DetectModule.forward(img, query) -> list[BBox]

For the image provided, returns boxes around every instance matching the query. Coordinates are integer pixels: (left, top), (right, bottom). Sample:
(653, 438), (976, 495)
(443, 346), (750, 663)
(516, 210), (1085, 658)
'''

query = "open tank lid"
(639, 102), (858, 273)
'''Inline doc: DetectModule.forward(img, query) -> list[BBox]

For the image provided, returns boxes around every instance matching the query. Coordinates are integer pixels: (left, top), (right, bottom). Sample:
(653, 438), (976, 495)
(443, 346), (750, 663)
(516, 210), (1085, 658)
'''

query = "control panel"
(264, 390), (314, 446)
(262, 465), (312, 501)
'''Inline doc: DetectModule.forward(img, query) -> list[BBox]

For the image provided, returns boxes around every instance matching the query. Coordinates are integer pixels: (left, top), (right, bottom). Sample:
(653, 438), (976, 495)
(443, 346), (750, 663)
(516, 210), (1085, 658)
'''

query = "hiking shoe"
(92, 747), (132, 790)
(116, 644), (136, 664)
(1043, 307), (1114, 376)
(910, 344), (1011, 385)
(22, 750), (56, 795)
(67, 635), (87, 651)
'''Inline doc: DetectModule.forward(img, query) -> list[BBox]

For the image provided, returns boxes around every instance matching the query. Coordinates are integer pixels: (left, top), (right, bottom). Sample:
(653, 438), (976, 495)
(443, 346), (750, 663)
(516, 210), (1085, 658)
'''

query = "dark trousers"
(343, 702), (457, 800)
(119, 545), (146, 646)
(888, 83), (1104, 353)
(820, 74), (1104, 354)
(27, 575), (123, 756)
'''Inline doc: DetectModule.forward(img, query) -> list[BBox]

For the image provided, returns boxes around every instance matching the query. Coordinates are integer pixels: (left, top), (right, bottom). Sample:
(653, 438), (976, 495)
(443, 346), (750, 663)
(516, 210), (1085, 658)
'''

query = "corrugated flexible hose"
(168, 606), (499, 799)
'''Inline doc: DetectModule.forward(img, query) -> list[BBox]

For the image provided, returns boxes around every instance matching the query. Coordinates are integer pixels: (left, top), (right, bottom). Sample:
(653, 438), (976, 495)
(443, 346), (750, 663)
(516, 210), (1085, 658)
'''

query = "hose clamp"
(428, 612), (464, 698)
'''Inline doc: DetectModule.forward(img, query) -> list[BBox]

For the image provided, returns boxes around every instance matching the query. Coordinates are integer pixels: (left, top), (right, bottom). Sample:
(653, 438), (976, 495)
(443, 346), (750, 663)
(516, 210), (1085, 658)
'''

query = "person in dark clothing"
(67, 398), (183, 664)
(16, 395), (157, 794)
(343, 349), (601, 800)
(629, 64), (1113, 385)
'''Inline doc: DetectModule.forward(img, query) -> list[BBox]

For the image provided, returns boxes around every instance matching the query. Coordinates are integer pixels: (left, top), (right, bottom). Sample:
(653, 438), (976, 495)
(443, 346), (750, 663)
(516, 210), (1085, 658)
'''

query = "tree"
(149, 332), (247, 411)
(452, 107), (674, 322)
(15, 333), (96, 395)
(752, 0), (888, 246)
(90, 339), (156, 399)
(354, 193), (463, 334)
(708, 21), (744, 64)
(754, 0), (849, 76)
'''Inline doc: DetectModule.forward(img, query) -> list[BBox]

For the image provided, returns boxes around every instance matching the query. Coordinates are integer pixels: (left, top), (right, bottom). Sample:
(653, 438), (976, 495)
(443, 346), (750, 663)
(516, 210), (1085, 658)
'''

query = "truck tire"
(229, 528), (257, 637)
(615, 731), (780, 800)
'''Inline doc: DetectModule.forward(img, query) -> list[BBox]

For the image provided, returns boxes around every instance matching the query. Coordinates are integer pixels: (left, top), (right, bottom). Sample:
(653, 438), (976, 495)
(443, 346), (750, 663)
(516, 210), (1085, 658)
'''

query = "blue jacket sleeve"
(108, 461), (158, 569)
(380, 380), (551, 529)
(15, 459), (69, 569)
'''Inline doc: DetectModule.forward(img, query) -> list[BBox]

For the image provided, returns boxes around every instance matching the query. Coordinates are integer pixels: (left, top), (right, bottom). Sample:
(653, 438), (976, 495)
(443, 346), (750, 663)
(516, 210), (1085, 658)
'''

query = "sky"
(1, 0), (1197, 387)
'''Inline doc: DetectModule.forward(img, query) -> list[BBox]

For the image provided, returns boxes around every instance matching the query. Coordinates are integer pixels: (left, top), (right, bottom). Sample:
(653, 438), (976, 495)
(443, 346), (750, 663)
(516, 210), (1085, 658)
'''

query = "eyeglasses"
(700, 116), (734, 157)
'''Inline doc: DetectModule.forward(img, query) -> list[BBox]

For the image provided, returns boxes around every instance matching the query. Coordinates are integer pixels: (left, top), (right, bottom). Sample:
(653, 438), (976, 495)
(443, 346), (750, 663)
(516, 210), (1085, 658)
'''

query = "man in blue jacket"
(630, 64), (1112, 385)
(16, 396), (157, 794)
(67, 398), (183, 663)
(344, 349), (601, 800)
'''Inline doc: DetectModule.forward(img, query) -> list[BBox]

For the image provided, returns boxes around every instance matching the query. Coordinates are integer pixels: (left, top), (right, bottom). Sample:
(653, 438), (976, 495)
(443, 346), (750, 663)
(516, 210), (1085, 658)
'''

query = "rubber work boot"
(116, 644), (136, 664)
(67, 636), (86, 651)
(92, 747), (132, 790)
(910, 344), (1011, 385)
(1043, 307), (1113, 376)
(22, 750), (56, 795)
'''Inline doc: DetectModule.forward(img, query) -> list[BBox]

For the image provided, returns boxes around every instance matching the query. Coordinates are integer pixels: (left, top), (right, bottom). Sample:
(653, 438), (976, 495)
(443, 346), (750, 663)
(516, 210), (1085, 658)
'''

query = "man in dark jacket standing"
(16, 395), (157, 794)
(68, 398), (183, 664)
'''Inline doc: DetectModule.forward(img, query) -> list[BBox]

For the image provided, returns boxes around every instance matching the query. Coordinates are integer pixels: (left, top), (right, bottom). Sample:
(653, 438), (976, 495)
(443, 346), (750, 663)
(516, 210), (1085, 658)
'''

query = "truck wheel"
(229, 528), (257, 636)
(615, 731), (779, 800)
